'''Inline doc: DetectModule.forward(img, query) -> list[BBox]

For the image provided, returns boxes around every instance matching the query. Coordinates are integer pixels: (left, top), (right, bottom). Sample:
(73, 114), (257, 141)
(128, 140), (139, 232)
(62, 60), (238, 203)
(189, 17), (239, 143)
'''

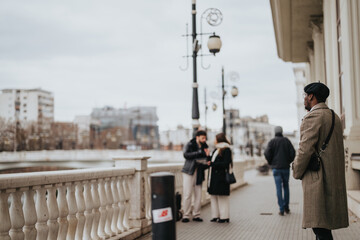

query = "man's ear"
(309, 93), (314, 101)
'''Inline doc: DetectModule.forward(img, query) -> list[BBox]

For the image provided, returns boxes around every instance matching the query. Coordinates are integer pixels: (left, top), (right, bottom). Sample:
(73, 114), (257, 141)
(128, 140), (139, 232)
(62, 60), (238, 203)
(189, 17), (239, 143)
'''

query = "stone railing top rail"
(0, 159), (115, 163)
(0, 167), (135, 190)
(113, 156), (151, 161)
(147, 163), (183, 171)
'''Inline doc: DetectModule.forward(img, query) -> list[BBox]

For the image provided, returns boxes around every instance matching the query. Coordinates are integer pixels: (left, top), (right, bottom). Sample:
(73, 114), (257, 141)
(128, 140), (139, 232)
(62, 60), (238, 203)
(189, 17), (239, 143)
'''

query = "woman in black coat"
(207, 133), (232, 223)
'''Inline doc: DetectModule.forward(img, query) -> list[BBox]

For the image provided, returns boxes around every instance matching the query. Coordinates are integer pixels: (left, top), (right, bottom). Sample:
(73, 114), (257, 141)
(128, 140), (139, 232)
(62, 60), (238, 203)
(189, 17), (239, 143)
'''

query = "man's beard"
(304, 99), (311, 111)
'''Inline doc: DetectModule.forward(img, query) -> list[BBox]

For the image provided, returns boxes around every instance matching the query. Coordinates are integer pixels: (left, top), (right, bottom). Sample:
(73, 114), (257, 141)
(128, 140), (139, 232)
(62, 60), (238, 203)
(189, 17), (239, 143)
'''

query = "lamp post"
(204, 88), (208, 132)
(181, 1), (223, 135)
(221, 67), (239, 135)
(191, 0), (200, 132)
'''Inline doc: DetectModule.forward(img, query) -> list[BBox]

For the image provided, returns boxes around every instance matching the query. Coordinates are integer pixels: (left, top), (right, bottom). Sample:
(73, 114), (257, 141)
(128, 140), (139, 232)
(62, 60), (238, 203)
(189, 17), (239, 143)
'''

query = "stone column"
(340, 0), (360, 190)
(311, 19), (326, 83)
(113, 157), (151, 232)
(293, 65), (308, 130)
(307, 43), (315, 82)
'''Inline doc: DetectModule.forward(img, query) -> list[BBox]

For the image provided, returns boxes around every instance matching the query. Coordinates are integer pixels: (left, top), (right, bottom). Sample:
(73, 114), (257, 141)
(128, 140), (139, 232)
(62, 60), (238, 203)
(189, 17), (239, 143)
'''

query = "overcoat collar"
(310, 102), (329, 112)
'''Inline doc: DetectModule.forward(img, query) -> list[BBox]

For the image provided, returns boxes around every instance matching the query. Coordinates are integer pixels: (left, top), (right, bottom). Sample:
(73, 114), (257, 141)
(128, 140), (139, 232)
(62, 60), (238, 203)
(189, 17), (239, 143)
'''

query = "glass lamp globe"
(231, 86), (238, 97)
(207, 34), (222, 55)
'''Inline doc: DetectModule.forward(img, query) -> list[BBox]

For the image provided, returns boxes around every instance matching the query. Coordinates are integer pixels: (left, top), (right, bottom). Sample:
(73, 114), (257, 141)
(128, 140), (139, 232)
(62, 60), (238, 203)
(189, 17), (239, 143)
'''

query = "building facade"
(270, 0), (360, 217)
(0, 88), (54, 151)
(160, 125), (193, 151)
(90, 106), (160, 149)
(159, 125), (218, 151)
(223, 110), (277, 156)
(0, 88), (54, 126)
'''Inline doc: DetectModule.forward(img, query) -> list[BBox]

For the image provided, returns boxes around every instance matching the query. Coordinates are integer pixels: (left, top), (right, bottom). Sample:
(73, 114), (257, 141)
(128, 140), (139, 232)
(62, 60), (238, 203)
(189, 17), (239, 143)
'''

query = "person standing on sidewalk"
(207, 133), (233, 223)
(264, 126), (295, 216)
(181, 130), (210, 223)
(293, 82), (348, 240)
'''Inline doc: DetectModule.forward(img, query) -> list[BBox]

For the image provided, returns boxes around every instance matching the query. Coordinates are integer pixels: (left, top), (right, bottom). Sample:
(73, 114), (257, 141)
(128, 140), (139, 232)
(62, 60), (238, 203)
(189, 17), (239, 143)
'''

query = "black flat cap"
(304, 82), (330, 102)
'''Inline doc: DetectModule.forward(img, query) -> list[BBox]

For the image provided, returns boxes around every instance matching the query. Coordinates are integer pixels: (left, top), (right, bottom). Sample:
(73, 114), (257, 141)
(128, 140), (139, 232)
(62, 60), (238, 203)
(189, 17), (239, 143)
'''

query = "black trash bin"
(150, 172), (176, 240)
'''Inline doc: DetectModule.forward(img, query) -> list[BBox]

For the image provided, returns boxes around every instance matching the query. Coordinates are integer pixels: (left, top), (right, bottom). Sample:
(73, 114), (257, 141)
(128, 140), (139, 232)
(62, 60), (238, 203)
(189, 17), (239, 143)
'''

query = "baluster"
(75, 183), (85, 240)
(98, 179), (109, 239)
(0, 191), (11, 240)
(35, 186), (49, 240)
(83, 181), (94, 239)
(47, 185), (59, 240)
(145, 173), (151, 220)
(23, 187), (37, 240)
(122, 177), (131, 230)
(90, 181), (101, 240)
(116, 177), (125, 233)
(66, 183), (77, 240)
(104, 178), (115, 236)
(9, 190), (25, 240)
(110, 177), (120, 234)
(57, 184), (69, 240)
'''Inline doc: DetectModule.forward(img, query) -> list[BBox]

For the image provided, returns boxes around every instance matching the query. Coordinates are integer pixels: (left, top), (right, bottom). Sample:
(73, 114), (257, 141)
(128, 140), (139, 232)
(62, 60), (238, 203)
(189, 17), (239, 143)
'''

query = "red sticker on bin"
(152, 207), (173, 223)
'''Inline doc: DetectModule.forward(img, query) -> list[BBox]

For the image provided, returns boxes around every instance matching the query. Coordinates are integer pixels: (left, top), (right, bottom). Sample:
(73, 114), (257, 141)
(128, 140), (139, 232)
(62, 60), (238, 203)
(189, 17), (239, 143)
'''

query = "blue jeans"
(272, 169), (290, 213)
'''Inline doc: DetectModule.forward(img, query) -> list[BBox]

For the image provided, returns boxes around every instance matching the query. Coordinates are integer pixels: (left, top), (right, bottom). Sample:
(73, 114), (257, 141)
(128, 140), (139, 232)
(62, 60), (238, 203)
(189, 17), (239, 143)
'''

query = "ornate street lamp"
(180, 1), (223, 135)
(210, 68), (240, 135)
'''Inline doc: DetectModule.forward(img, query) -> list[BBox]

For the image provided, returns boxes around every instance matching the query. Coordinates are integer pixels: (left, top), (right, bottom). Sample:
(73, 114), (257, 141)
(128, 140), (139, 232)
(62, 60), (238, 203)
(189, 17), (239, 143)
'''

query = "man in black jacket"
(264, 126), (295, 216)
(181, 130), (210, 223)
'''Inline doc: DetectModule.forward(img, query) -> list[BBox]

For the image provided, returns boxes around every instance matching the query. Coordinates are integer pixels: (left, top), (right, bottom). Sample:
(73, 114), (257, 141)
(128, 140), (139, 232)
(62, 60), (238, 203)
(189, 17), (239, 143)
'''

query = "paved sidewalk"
(138, 170), (360, 240)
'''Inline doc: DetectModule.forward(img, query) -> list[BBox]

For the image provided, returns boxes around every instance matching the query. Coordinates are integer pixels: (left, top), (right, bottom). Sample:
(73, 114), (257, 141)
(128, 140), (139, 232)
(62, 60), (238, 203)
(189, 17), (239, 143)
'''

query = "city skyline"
(0, 0), (298, 132)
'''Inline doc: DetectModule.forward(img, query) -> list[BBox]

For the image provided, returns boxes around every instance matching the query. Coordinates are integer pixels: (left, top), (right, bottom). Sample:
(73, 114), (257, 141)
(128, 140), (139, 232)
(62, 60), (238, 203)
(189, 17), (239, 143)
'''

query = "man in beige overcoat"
(293, 82), (348, 240)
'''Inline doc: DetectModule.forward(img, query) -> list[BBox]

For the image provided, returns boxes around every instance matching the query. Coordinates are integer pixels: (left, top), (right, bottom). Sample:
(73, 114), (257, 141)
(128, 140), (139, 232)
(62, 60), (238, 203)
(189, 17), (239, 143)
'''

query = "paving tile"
(138, 170), (360, 240)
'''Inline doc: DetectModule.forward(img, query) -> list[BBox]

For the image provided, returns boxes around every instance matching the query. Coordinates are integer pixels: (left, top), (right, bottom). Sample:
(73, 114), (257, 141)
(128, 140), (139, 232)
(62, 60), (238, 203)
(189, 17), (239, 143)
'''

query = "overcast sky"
(0, 0), (298, 132)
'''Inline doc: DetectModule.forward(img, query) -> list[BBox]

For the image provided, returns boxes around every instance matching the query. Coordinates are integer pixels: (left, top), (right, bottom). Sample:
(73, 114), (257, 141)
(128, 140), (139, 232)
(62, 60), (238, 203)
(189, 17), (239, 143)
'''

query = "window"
(336, 0), (345, 130)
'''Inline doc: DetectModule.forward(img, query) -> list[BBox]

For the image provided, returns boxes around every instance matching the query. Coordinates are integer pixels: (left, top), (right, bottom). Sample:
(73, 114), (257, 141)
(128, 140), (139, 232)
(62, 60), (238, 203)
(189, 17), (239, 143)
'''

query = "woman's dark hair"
(216, 133), (231, 160)
(216, 133), (230, 144)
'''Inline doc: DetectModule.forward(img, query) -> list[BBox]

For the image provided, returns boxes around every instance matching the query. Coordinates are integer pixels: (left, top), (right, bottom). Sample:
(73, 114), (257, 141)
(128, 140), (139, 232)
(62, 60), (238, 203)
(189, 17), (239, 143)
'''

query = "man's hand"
(207, 161), (211, 166)
(204, 148), (210, 156)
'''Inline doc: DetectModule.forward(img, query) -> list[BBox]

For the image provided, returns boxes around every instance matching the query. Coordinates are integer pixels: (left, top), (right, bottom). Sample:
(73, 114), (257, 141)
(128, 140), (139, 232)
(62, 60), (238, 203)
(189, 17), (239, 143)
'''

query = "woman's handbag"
(225, 165), (236, 184)
(307, 109), (335, 172)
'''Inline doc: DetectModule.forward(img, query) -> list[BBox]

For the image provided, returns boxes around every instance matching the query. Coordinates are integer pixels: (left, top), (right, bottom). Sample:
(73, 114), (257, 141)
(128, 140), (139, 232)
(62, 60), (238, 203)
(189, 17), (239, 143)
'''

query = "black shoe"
(210, 218), (219, 222)
(193, 217), (203, 222)
(182, 218), (190, 223)
(279, 212), (284, 216)
(218, 219), (230, 223)
(284, 208), (290, 214)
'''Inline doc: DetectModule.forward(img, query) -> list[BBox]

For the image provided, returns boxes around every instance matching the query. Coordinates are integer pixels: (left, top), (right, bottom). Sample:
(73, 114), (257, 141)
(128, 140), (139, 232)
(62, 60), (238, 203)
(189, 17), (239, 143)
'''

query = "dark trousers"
(312, 228), (333, 240)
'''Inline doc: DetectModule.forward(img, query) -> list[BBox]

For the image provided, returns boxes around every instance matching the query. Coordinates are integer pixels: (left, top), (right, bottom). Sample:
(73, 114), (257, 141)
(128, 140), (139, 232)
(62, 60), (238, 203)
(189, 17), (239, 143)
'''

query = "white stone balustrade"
(0, 168), (135, 240)
(0, 157), (253, 240)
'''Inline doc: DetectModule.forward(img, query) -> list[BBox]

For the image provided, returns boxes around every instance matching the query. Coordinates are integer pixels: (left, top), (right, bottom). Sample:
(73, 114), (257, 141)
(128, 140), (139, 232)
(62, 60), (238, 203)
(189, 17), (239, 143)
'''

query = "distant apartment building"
(224, 109), (275, 156)
(73, 115), (102, 149)
(160, 125), (218, 151)
(0, 88), (54, 127)
(0, 88), (54, 151)
(50, 122), (77, 150)
(160, 125), (192, 150)
(90, 106), (160, 149)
